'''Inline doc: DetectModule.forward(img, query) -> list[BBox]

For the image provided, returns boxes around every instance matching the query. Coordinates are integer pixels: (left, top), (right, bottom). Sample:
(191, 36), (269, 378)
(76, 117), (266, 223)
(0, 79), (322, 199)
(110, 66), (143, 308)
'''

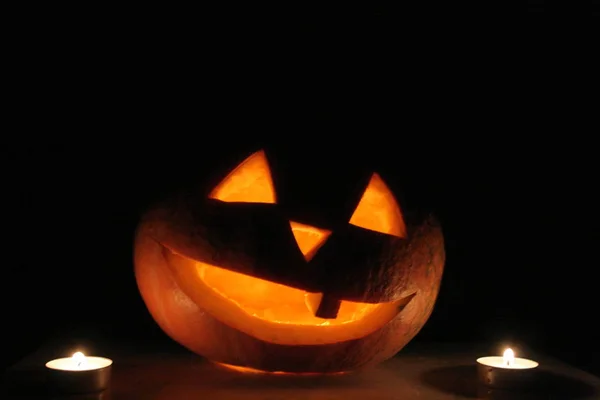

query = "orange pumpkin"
(134, 150), (445, 373)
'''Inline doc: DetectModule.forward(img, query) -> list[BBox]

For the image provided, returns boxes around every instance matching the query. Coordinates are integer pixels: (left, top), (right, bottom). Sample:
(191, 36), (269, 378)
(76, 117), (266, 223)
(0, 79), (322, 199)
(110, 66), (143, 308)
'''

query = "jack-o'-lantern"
(134, 150), (445, 373)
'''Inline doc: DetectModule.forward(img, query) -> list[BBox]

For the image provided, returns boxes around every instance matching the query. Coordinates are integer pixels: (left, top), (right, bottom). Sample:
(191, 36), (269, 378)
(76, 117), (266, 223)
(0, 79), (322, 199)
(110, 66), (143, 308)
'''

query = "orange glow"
(289, 220), (331, 261)
(214, 361), (348, 375)
(199, 265), (378, 325)
(209, 150), (276, 204)
(349, 173), (406, 238)
(163, 249), (407, 345)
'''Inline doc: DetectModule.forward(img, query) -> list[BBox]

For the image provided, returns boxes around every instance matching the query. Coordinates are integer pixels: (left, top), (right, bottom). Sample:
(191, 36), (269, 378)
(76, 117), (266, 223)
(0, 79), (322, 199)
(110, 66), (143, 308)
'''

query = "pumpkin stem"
(315, 294), (342, 319)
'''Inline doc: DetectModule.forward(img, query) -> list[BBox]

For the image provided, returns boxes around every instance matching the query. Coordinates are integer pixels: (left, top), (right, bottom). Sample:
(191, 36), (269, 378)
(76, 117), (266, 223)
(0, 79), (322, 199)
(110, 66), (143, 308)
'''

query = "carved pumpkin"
(134, 150), (445, 373)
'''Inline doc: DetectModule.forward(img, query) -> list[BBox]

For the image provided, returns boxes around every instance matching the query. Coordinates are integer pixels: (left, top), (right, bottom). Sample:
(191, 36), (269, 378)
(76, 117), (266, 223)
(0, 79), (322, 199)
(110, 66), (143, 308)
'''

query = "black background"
(3, 6), (599, 377)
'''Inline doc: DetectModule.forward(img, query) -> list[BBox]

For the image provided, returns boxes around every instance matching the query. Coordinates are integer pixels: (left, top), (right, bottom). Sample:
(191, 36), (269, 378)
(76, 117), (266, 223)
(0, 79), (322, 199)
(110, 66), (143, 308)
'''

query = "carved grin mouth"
(163, 244), (416, 325)
(196, 259), (417, 325)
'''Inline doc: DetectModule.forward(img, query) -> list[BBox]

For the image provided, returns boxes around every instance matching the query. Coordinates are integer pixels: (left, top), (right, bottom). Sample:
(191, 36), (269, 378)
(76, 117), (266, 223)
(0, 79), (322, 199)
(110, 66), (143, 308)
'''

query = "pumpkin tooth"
(304, 292), (323, 315)
(304, 292), (342, 319)
(315, 294), (342, 319)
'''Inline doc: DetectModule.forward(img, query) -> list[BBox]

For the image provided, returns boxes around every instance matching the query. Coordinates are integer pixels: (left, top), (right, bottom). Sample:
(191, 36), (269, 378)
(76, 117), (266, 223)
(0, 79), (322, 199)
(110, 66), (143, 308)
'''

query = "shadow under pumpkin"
(133, 150), (445, 373)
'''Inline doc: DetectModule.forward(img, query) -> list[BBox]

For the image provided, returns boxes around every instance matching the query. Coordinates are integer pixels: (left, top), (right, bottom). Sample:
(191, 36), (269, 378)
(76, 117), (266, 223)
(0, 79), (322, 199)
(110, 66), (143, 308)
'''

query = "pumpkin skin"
(134, 150), (445, 373)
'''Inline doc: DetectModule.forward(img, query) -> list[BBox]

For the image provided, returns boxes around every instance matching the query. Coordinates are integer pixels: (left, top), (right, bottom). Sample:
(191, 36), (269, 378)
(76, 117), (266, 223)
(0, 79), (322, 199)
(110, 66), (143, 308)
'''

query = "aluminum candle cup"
(45, 352), (113, 393)
(476, 348), (539, 389)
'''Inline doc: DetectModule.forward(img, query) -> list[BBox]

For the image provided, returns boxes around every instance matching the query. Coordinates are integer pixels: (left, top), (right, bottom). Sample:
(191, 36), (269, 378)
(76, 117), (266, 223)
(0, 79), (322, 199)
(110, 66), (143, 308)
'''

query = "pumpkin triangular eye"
(209, 150), (276, 204)
(289, 221), (331, 261)
(349, 173), (406, 238)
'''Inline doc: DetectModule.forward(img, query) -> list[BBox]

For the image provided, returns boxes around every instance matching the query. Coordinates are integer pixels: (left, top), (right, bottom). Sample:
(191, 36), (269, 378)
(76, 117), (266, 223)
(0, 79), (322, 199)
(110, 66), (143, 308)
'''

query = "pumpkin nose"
(289, 221), (332, 262)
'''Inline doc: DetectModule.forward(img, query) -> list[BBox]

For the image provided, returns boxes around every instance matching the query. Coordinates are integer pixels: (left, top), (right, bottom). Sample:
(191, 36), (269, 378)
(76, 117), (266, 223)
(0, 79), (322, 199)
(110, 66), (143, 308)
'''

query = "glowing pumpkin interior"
(165, 150), (410, 345)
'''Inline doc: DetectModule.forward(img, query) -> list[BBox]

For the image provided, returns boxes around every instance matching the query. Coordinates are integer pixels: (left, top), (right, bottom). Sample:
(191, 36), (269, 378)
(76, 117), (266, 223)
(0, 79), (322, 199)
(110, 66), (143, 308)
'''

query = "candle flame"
(72, 351), (86, 367)
(503, 348), (515, 367)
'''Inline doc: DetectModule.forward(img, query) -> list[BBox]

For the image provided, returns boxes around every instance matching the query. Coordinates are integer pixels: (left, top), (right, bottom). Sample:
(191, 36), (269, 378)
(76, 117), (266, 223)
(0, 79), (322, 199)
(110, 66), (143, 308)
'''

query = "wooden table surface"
(2, 341), (599, 400)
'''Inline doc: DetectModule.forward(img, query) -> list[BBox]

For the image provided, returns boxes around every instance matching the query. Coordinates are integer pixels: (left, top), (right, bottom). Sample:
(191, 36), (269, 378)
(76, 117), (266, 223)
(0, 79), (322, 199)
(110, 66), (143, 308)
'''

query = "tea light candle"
(45, 351), (113, 393)
(477, 348), (539, 389)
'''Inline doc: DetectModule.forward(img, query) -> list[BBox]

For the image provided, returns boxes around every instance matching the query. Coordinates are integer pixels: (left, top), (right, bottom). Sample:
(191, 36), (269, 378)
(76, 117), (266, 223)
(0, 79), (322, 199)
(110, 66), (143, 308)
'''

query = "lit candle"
(45, 351), (113, 393)
(476, 348), (539, 389)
